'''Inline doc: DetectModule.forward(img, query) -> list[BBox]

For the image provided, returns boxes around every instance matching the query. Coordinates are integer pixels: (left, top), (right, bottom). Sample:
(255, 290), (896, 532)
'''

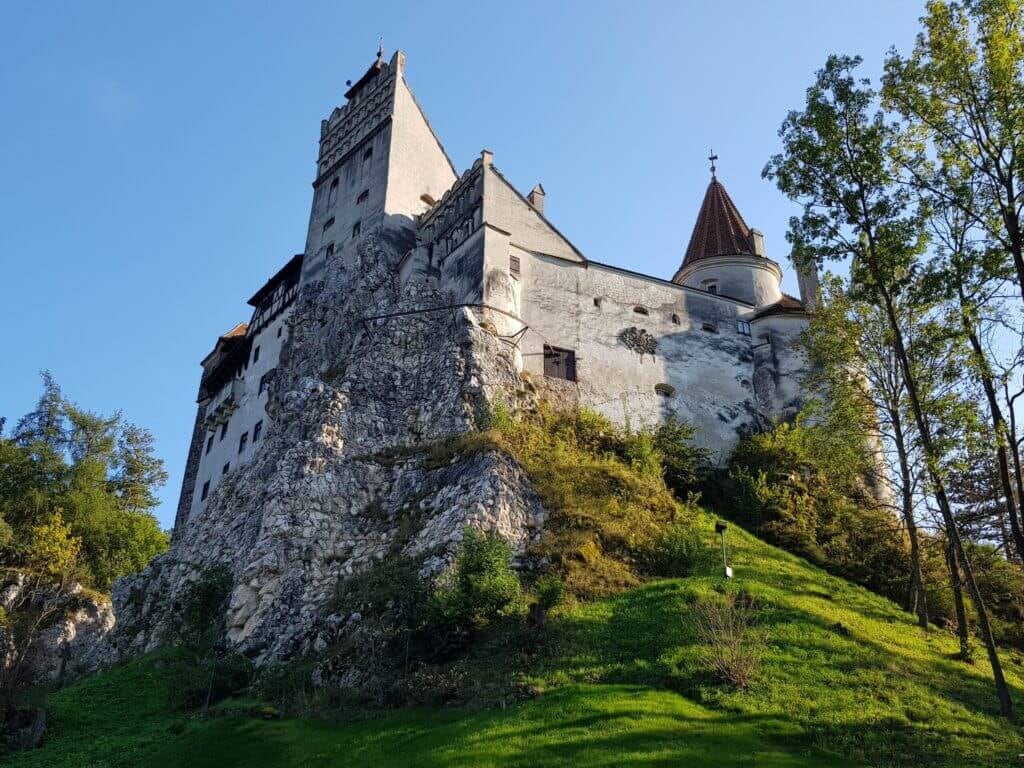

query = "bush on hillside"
(695, 590), (765, 689)
(432, 528), (525, 629)
(639, 522), (707, 577)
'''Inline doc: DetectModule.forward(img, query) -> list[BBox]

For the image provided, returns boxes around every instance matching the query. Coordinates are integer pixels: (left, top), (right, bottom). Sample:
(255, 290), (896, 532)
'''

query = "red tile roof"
(682, 178), (756, 267)
(754, 293), (807, 319)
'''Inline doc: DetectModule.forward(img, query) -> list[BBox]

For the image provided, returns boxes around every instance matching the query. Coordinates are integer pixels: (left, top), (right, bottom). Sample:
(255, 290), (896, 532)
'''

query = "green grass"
(10, 515), (1023, 767)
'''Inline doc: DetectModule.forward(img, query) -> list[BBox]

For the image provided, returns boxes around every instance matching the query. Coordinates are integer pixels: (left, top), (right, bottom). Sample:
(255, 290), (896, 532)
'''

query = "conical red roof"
(681, 178), (756, 267)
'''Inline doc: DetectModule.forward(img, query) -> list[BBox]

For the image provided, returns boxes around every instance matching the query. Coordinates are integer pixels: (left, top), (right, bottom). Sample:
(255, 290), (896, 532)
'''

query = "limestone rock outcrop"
(111, 233), (544, 664)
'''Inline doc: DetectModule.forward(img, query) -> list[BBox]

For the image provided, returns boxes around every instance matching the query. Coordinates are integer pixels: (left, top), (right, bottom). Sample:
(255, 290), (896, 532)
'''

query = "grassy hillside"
(10, 515), (1022, 768)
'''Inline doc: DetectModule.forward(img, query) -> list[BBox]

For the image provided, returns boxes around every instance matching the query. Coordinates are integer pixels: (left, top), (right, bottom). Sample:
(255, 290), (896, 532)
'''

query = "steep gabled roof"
(681, 177), (756, 267)
(754, 293), (807, 319)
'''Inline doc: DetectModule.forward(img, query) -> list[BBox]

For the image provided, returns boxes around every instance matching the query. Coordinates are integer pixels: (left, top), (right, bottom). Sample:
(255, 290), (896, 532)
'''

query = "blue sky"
(0, 1), (926, 528)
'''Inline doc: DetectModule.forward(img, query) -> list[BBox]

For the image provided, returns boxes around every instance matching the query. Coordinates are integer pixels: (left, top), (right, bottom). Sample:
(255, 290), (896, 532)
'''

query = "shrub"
(695, 591), (765, 688)
(535, 574), (566, 611)
(432, 528), (525, 629)
(653, 413), (711, 494)
(174, 564), (232, 650)
(167, 650), (253, 711)
(332, 554), (430, 633)
(640, 522), (706, 577)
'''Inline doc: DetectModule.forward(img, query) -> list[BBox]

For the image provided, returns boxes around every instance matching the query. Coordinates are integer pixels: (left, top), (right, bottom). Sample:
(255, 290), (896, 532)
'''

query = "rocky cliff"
(111, 233), (544, 664)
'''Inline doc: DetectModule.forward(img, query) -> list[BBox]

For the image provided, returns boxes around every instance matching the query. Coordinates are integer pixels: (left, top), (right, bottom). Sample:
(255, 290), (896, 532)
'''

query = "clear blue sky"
(0, 1), (926, 528)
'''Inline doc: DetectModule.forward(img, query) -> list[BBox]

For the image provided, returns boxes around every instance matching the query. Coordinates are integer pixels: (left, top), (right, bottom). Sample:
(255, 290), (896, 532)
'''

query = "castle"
(173, 49), (817, 535)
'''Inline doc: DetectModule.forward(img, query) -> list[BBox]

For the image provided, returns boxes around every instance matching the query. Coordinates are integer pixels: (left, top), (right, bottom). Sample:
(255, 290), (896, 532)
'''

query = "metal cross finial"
(377, 37), (384, 61)
(708, 150), (719, 178)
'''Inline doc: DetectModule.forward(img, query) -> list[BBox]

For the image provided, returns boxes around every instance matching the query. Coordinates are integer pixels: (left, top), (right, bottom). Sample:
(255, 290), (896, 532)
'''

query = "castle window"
(363, 146), (373, 162)
(252, 346), (260, 364)
(352, 220), (362, 238)
(671, 314), (681, 325)
(702, 279), (718, 295)
(702, 321), (718, 333)
(238, 431), (248, 454)
(325, 243), (334, 259)
(253, 420), (263, 442)
(356, 189), (369, 205)
(594, 297), (602, 308)
(259, 370), (274, 395)
(759, 333), (772, 344)
(205, 435), (214, 455)
(543, 345), (577, 382)
(222, 462), (230, 475)
(201, 480), (210, 501)
(509, 254), (521, 278)
(633, 306), (649, 315)
(328, 177), (339, 207)
(737, 320), (752, 336)
(655, 383), (676, 398)
(220, 422), (228, 441)
(277, 326), (283, 338)
(323, 217), (335, 233)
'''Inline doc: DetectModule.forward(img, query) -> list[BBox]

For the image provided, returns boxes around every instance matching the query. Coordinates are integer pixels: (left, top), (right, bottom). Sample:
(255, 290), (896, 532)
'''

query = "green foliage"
(24, 511), (80, 584)
(491, 405), (704, 598)
(534, 575), (566, 612)
(638, 522), (707, 578)
(0, 374), (168, 591)
(713, 415), (910, 604)
(167, 651), (254, 712)
(333, 554), (431, 634)
(432, 528), (525, 629)
(176, 565), (233, 650)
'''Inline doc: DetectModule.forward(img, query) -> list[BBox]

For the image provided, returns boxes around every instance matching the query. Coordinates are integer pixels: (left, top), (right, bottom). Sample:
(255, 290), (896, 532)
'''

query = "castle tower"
(671, 173), (783, 307)
(300, 50), (457, 284)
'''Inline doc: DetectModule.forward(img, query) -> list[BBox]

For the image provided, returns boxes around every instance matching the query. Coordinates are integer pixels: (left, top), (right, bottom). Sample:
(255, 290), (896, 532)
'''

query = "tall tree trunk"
(946, 539), (973, 661)
(862, 235), (1013, 716)
(960, 305), (1024, 560)
(892, 404), (928, 627)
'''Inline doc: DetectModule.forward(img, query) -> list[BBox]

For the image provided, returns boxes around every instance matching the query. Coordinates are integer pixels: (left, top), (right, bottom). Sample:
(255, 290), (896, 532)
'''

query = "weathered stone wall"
(112, 232), (543, 665)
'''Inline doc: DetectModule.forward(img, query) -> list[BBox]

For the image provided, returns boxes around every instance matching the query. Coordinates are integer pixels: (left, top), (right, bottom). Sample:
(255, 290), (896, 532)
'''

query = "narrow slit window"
(238, 432), (248, 454)
(323, 217), (335, 233)
(671, 314), (681, 325)
(252, 346), (260, 364)
(201, 480), (210, 501)
(352, 221), (361, 238)
(205, 435), (214, 455)
(253, 420), (263, 443)
(222, 462), (230, 475)
(220, 422), (228, 441)
(327, 177), (339, 207)
(509, 254), (521, 278)
(356, 189), (369, 205)
(702, 321), (718, 333)
(633, 306), (649, 315)
(325, 243), (334, 259)
(543, 345), (577, 382)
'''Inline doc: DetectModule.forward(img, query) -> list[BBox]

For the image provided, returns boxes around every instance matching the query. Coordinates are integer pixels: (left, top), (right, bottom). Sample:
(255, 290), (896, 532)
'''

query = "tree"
(884, 0), (1024, 305)
(765, 54), (1013, 715)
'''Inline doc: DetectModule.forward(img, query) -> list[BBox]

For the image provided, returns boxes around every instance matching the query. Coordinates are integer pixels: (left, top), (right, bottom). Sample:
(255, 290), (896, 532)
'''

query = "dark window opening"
(222, 462), (230, 476)
(356, 189), (369, 205)
(363, 147), (373, 162)
(328, 177), (339, 207)
(205, 435), (214, 455)
(543, 345), (577, 382)
(737, 320), (752, 336)
(259, 371), (274, 395)
(759, 333), (772, 344)
(277, 327), (282, 338)
(238, 432), (248, 454)
(253, 420), (263, 442)
(325, 242), (334, 259)
(323, 217), (335, 233)
(220, 422), (228, 441)
(633, 306), (649, 315)
(352, 221), (362, 238)
(655, 383), (676, 398)
(252, 346), (260, 364)
(201, 481), (210, 501)
(593, 297), (602, 308)
(509, 254), (521, 277)
(671, 314), (681, 325)
(702, 321), (718, 333)
(707, 284), (718, 295)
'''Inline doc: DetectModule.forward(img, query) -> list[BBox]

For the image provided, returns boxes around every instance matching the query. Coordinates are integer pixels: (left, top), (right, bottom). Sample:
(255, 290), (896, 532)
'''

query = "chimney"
(527, 183), (546, 215)
(750, 228), (766, 257)
(480, 149), (493, 168)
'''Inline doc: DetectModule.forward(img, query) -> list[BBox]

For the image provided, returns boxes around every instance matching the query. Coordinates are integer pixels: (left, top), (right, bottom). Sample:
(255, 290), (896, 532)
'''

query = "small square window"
(205, 435), (214, 455)
(253, 346), (260, 364)
(222, 462), (230, 475)
(220, 422), (228, 441)
(737, 320), (752, 336)
(253, 420), (263, 442)
(201, 480), (210, 501)
(352, 221), (362, 238)
(238, 432), (248, 454)
(543, 345), (577, 382)
(323, 217), (335, 233)
(356, 189), (369, 205)
(702, 321), (718, 333)
(509, 254), (521, 278)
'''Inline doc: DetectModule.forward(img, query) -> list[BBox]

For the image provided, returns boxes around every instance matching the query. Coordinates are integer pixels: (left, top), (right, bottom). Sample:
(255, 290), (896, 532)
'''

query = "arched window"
(671, 314), (681, 325)
(701, 279), (718, 295)
(327, 177), (339, 207)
